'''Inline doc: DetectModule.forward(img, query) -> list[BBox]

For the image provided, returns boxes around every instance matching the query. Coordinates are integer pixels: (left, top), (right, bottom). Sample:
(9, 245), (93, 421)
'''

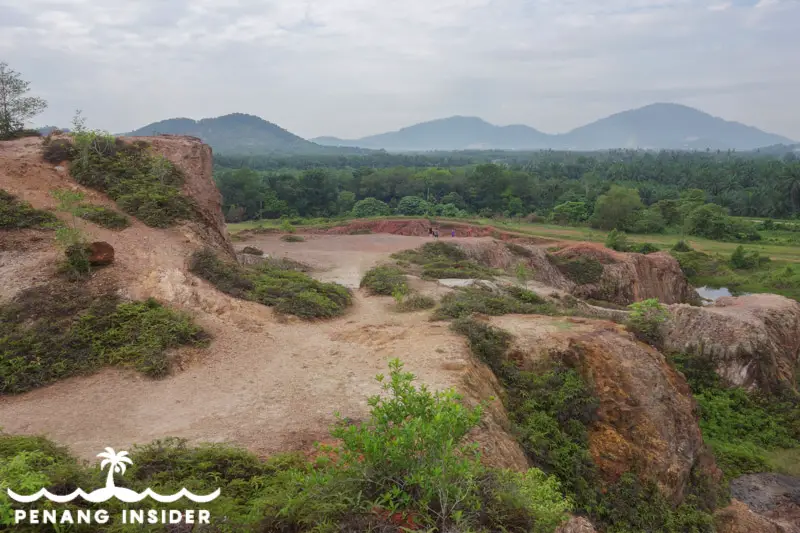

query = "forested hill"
(313, 103), (794, 151)
(125, 113), (375, 155)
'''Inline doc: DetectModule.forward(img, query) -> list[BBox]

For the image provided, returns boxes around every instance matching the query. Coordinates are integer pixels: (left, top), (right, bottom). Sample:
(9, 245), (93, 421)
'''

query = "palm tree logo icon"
(98, 448), (133, 491)
(8, 447), (220, 504)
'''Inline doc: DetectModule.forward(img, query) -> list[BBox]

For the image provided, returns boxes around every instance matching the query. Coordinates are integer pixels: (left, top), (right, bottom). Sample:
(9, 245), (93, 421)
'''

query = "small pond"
(696, 286), (751, 302)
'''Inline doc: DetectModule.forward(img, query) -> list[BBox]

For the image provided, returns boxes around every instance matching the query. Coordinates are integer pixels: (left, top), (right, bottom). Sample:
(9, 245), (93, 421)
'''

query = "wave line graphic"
(7, 487), (221, 504)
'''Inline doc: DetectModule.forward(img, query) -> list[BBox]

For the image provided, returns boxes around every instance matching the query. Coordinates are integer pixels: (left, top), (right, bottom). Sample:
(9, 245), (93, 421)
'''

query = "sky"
(1, 0), (798, 140)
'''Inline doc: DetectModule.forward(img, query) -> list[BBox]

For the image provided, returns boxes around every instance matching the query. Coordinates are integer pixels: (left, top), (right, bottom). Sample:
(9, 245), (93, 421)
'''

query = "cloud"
(0, 0), (797, 140)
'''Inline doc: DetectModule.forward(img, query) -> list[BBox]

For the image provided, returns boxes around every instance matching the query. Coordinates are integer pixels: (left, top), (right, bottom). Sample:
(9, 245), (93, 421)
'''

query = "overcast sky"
(1, 0), (798, 140)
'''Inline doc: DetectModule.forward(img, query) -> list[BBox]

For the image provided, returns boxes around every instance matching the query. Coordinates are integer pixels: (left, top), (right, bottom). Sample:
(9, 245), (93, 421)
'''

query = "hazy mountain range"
(313, 104), (794, 152)
(44, 103), (794, 155)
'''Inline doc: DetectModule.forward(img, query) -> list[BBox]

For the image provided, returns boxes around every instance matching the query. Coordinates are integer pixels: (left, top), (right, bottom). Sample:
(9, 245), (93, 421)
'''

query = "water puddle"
(696, 286), (750, 303)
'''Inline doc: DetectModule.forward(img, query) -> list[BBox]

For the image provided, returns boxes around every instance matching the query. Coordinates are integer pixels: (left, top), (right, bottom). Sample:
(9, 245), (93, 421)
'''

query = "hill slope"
(314, 103), (794, 151)
(126, 113), (371, 155)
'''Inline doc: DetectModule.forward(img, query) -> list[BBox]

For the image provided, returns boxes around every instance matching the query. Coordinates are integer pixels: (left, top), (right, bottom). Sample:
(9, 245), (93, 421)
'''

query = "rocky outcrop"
(729, 474), (800, 533)
(664, 294), (800, 394)
(488, 315), (719, 504)
(715, 500), (798, 533)
(544, 243), (698, 305)
(555, 516), (597, 533)
(139, 135), (235, 259)
(88, 241), (114, 265)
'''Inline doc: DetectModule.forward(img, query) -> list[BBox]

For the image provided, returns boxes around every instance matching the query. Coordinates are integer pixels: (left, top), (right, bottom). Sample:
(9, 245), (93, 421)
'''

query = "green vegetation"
(434, 286), (556, 320)
(392, 241), (499, 280)
(547, 254), (604, 285)
(360, 265), (408, 295)
(396, 292), (436, 312)
(605, 228), (630, 251)
(61, 125), (193, 228)
(729, 245), (768, 270)
(189, 248), (351, 318)
(281, 233), (305, 242)
(626, 299), (670, 346)
(241, 245), (264, 255)
(76, 204), (130, 229)
(352, 197), (391, 217)
(0, 62), (46, 140)
(0, 190), (58, 229)
(670, 353), (800, 479)
(1, 361), (572, 532)
(0, 283), (207, 393)
(451, 318), (718, 533)
(51, 189), (92, 279)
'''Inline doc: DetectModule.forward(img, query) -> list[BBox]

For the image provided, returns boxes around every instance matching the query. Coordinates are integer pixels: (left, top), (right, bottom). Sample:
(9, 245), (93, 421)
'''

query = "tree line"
(215, 151), (800, 236)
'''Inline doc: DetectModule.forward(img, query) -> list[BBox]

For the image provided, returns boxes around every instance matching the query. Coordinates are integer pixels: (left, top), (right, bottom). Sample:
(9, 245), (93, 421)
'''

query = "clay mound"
(715, 499), (799, 533)
(664, 294), (800, 394)
(545, 243), (698, 305)
(489, 315), (719, 504)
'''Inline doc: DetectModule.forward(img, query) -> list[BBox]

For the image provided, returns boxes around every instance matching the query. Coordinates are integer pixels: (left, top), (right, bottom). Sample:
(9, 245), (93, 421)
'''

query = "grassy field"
(228, 216), (800, 263)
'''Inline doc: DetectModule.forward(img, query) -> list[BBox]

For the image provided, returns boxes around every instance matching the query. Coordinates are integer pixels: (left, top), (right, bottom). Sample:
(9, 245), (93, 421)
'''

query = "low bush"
(189, 249), (352, 318)
(672, 240), (693, 252)
(392, 242), (499, 280)
(360, 265), (408, 295)
(0, 284), (208, 393)
(605, 229), (629, 251)
(548, 254), (604, 285)
(75, 204), (130, 229)
(395, 292), (436, 312)
(66, 134), (194, 228)
(670, 353), (800, 480)
(41, 138), (75, 163)
(730, 245), (769, 270)
(433, 286), (555, 320)
(0, 190), (58, 229)
(281, 234), (305, 242)
(626, 298), (670, 346)
(629, 242), (660, 254)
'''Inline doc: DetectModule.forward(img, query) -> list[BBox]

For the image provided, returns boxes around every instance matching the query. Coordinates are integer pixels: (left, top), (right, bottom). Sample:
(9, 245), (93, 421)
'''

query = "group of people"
(428, 227), (456, 239)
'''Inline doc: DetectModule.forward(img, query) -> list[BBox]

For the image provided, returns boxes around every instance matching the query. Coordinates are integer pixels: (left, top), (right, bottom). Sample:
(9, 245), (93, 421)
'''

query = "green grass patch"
(360, 265), (408, 295)
(65, 134), (193, 228)
(281, 234), (305, 242)
(670, 353), (800, 480)
(547, 254), (604, 285)
(75, 204), (130, 229)
(0, 190), (58, 229)
(433, 285), (555, 320)
(0, 283), (208, 394)
(189, 249), (351, 318)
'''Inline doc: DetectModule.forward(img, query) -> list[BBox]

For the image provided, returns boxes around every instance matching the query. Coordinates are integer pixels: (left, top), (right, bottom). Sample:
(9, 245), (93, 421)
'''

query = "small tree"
(605, 229), (630, 252)
(51, 189), (90, 278)
(0, 63), (47, 139)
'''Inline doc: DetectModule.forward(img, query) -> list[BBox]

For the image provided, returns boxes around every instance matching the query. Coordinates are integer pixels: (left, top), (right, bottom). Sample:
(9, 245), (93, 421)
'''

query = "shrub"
(0, 190), (58, 229)
(626, 298), (669, 346)
(548, 254), (604, 285)
(605, 229), (629, 251)
(672, 240), (693, 252)
(0, 284), (208, 393)
(75, 204), (130, 229)
(41, 138), (75, 163)
(360, 265), (408, 295)
(351, 197), (391, 218)
(281, 234), (305, 242)
(629, 242), (660, 254)
(392, 242), (499, 280)
(396, 292), (436, 312)
(189, 249), (352, 318)
(433, 286), (554, 320)
(730, 245), (767, 269)
(67, 133), (193, 228)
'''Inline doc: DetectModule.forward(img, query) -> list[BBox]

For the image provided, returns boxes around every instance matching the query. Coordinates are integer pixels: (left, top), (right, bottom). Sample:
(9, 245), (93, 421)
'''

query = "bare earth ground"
(0, 144), (518, 465)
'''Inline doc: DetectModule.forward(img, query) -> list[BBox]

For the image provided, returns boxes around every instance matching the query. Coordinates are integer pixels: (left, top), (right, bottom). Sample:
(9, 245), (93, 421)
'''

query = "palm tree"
(97, 448), (133, 490)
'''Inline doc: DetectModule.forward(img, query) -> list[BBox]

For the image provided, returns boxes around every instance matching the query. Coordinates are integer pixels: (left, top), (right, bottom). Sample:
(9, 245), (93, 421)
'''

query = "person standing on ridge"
(451, 229), (456, 238)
